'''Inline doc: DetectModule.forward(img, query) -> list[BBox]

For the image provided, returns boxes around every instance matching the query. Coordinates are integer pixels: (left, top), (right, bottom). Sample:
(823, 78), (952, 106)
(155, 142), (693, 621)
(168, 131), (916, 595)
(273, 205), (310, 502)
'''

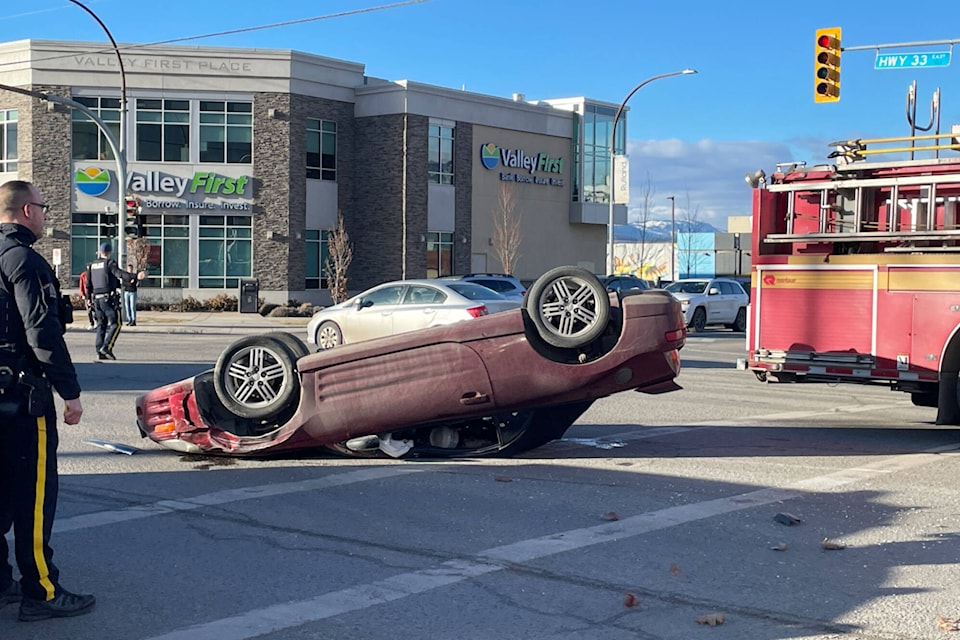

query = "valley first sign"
(75, 166), (254, 212)
(479, 143), (566, 187)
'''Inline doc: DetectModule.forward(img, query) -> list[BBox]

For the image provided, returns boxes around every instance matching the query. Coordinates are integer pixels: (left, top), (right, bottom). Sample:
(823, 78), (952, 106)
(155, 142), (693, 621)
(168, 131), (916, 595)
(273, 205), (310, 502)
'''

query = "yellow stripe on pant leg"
(32, 415), (56, 600)
(106, 317), (122, 351)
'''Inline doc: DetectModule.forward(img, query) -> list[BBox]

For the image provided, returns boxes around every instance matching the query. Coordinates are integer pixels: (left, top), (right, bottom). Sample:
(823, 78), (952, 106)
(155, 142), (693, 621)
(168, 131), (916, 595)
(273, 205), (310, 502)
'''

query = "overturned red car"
(136, 267), (686, 458)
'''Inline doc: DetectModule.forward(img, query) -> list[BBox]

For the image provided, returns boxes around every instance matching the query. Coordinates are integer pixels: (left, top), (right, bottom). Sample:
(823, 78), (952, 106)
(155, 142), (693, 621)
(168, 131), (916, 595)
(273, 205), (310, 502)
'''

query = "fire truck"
(741, 118), (960, 424)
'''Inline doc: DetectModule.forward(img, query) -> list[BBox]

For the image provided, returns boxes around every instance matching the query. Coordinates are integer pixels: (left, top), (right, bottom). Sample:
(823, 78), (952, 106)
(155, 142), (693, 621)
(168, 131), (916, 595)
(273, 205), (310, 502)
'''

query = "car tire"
(730, 308), (746, 332)
(213, 335), (301, 421)
(525, 266), (610, 349)
(315, 321), (343, 350)
(261, 331), (310, 359)
(496, 400), (594, 455)
(690, 307), (707, 333)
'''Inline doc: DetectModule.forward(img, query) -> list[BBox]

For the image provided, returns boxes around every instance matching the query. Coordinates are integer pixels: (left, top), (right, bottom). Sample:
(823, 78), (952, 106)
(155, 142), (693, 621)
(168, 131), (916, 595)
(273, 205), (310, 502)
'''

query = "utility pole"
(667, 195), (676, 282)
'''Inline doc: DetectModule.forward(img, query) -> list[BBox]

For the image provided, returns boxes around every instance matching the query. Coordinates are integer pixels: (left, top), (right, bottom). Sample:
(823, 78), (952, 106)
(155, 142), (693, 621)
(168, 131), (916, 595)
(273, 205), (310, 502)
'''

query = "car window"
(447, 282), (507, 300)
(470, 279), (515, 293)
(665, 281), (707, 294)
(403, 286), (446, 305)
(363, 285), (404, 306)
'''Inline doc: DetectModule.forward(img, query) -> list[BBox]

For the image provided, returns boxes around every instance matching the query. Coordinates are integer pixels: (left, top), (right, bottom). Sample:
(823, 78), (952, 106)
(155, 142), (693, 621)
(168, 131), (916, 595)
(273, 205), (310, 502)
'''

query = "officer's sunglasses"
(28, 202), (50, 213)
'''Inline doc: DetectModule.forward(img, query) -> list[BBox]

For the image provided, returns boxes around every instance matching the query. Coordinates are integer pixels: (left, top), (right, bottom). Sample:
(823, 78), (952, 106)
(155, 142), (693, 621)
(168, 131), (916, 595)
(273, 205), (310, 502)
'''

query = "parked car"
(136, 267), (686, 459)
(306, 279), (520, 350)
(663, 278), (748, 332)
(596, 274), (651, 293)
(442, 273), (526, 301)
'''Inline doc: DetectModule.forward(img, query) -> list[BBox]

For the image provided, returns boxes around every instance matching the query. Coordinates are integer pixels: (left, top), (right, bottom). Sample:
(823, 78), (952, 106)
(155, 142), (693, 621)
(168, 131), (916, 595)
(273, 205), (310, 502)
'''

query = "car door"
(349, 284), (405, 342)
(393, 285), (443, 335)
(715, 281), (738, 323)
(704, 280), (726, 324)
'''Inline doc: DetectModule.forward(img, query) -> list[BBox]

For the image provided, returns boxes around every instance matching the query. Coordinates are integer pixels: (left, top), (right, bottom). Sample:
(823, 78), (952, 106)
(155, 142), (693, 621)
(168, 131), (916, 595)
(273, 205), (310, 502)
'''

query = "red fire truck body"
(744, 152), (960, 423)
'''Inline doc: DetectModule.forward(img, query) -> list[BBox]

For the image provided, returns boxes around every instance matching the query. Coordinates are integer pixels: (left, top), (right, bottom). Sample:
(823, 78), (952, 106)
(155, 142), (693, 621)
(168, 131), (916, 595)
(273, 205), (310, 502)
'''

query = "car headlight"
(680, 300), (690, 307)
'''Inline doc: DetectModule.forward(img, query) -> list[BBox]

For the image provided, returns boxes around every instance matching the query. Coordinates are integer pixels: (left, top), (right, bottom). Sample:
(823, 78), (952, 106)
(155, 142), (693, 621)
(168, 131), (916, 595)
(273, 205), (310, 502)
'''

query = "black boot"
(19, 589), (96, 621)
(0, 581), (21, 608)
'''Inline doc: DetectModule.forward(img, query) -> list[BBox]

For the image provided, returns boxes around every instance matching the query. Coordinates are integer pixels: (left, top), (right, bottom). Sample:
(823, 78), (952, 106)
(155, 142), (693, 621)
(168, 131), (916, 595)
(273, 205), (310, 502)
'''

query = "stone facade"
(453, 122), (473, 276)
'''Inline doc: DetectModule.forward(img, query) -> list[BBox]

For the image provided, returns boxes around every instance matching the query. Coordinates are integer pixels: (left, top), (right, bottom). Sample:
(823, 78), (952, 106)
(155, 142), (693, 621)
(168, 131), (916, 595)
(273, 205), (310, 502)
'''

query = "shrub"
(204, 294), (238, 312)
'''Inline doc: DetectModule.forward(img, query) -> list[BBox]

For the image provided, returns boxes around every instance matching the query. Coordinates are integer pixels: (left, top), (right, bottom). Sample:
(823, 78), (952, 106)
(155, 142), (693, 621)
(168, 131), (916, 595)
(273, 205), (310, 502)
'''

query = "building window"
(72, 97), (120, 161)
(136, 99), (190, 162)
(0, 109), (17, 172)
(580, 105), (624, 204)
(198, 215), (252, 288)
(141, 213), (190, 288)
(199, 101), (252, 163)
(70, 211), (115, 282)
(426, 232), (453, 278)
(306, 119), (336, 180)
(305, 229), (329, 289)
(428, 124), (454, 184)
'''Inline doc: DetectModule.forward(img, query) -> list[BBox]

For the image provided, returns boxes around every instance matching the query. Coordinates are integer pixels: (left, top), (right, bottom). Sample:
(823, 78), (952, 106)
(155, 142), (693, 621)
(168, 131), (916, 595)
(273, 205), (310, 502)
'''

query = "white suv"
(663, 278), (748, 332)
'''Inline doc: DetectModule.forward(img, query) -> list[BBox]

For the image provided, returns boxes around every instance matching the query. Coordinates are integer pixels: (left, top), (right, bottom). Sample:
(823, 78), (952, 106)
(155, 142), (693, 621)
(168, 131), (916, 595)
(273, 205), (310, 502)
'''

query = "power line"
(0, 0), (431, 70)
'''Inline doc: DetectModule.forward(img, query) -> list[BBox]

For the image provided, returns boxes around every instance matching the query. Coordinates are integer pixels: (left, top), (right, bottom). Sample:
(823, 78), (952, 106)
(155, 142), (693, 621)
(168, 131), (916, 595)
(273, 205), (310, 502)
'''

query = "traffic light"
(124, 196), (143, 237)
(815, 27), (842, 103)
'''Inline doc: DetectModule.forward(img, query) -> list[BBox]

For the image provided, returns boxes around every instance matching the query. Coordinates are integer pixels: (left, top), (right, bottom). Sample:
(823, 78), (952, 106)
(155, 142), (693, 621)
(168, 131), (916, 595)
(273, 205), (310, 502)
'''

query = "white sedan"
(306, 279), (521, 350)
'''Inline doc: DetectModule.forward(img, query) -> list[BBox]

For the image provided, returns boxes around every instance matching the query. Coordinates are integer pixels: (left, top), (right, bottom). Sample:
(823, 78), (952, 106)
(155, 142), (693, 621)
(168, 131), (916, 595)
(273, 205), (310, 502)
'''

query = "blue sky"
(3, 0), (959, 228)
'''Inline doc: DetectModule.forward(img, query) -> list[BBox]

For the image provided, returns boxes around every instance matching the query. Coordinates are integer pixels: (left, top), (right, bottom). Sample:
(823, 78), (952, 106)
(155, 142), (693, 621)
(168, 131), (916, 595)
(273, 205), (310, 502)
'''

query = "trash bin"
(239, 278), (259, 314)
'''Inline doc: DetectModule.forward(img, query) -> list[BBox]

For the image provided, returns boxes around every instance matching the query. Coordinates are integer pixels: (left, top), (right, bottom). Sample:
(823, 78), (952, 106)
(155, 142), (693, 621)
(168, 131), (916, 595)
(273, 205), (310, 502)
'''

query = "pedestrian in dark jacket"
(122, 262), (139, 326)
(0, 179), (96, 621)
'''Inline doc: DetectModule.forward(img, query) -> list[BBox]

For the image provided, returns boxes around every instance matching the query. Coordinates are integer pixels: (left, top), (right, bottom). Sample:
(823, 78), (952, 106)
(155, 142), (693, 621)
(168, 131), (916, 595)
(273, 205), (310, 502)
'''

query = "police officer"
(87, 241), (144, 360)
(0, 180), (95, 621)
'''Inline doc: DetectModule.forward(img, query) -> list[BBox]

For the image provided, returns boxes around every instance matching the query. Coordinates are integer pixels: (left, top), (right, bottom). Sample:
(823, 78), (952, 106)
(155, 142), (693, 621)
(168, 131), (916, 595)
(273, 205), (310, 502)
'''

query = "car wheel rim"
(318, 326), (340, 349)
(538, 275), (600, 339)
(223, 345), (291, 408)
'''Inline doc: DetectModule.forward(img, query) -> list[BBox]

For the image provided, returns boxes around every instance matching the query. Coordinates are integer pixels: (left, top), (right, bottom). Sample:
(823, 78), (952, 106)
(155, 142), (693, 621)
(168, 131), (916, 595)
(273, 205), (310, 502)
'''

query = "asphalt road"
(2, 321), (959, 639)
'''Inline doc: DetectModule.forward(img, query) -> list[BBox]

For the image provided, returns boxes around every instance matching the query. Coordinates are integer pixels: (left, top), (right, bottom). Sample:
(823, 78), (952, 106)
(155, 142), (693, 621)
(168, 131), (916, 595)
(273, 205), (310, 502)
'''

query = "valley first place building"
(0, 39), (631, 304)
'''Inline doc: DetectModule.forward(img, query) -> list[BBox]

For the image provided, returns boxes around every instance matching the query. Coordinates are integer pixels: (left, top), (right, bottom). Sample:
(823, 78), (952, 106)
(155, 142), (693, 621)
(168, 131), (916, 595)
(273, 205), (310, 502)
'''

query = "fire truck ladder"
(764, 148), (960, 250)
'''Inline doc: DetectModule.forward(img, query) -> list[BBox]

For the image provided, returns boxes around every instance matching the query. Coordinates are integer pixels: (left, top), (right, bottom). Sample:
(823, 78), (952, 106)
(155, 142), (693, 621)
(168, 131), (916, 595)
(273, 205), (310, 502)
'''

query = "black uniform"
(87, 256), (138, 358)
(0, 222), (80, 602)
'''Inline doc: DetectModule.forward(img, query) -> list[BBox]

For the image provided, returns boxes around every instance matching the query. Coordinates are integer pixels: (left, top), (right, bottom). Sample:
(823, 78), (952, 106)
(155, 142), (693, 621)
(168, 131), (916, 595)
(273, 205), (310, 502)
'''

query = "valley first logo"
(75, 167), (251, 198)
(480, 143), (564, 174)
(127, 171), (250, 197)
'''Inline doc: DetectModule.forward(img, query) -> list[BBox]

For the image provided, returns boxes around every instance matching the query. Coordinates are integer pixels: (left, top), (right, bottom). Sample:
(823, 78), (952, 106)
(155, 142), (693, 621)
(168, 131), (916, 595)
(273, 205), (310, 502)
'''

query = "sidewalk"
(81, 311), (309, 335)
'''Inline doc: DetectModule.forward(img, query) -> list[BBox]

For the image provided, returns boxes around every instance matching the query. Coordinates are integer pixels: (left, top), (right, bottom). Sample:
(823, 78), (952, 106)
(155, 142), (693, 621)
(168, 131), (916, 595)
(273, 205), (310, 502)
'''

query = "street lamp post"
(667, 195), (676, 282)
(607, 69), (697, 275)
(67, 0), (128, 267)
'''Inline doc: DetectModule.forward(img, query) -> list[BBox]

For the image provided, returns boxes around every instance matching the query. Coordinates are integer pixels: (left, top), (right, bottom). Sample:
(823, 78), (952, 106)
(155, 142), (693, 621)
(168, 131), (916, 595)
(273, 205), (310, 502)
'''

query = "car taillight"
(467, 305), (488, 318)
(664, 349), (681, 374)
(665, 328), (686, 343)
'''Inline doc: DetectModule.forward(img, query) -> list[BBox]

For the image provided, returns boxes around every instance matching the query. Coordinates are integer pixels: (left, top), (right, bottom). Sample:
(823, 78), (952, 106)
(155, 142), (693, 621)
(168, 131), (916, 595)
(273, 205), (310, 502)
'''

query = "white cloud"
(626, 138), (794, 228)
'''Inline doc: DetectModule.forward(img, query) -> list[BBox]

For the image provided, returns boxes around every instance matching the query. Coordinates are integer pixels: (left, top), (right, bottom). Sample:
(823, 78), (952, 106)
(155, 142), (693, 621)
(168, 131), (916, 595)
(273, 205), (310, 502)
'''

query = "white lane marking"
(143, 443), (960, 640)
(53, 467), (426, 534)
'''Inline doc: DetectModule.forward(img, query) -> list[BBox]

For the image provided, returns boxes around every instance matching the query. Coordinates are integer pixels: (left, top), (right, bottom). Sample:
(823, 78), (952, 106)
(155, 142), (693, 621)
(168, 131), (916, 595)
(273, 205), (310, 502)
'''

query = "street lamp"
(667, 195), (676, 283)
(607, 69), (697, 275)
(67, 0), (129, 267)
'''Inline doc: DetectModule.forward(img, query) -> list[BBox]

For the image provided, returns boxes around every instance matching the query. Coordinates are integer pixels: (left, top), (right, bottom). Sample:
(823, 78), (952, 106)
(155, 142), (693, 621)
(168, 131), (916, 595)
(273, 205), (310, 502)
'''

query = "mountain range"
(614, 219), (724, 243)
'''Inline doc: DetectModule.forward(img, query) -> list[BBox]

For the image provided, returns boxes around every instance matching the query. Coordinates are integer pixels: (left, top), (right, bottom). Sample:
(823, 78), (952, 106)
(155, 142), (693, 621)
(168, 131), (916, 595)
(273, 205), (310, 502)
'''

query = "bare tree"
(324, 212), (353, 303)
(492, 183), (522, 274)
(624, 172), (656, 277)
(125, 236), (151, 272)
(677, 191), (704, 278)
